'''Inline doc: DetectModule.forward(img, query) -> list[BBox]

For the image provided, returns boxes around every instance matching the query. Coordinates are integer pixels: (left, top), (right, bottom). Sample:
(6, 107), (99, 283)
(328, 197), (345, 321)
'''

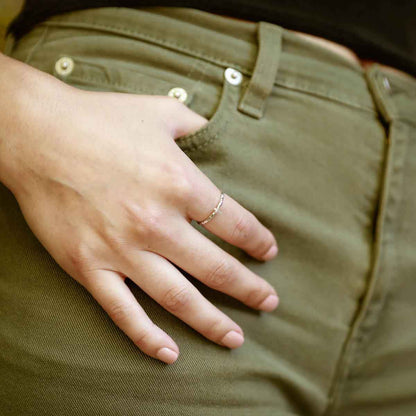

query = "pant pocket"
(18, 23), (242, 154)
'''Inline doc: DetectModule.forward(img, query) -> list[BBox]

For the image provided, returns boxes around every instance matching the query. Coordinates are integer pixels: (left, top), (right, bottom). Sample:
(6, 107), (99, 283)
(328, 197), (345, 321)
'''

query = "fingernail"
(258, 294), (279, 311)
(221, 330), (244, 349)
(263, 245), (278, 261)
(156, 347), (179, 364)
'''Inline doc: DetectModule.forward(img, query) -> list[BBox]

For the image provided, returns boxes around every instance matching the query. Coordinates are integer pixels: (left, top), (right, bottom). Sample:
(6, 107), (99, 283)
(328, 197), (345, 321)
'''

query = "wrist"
(0, 53), (71, 193)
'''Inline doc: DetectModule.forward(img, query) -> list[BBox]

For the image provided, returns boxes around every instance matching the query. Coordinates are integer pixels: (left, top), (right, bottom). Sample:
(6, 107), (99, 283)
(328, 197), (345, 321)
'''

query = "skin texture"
(0, 52), (279, 364)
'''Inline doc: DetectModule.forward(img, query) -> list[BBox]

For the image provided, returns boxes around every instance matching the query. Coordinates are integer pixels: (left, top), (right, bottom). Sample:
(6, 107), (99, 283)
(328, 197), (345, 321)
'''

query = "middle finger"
(121, 250), (245, 349)
(145, 216), (279, 312)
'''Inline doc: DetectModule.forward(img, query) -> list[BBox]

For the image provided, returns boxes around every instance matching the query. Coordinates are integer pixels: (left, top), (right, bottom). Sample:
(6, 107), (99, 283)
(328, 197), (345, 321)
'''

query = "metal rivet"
(168, 87), (188, 103)
(383, 76), (391, 91)
(55, 56), (74, 76)
(224, 67), (242, 85)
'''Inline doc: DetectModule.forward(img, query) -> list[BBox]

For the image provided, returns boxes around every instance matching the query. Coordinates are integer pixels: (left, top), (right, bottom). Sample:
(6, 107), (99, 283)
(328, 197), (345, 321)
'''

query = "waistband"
(7, 6), (416, 125)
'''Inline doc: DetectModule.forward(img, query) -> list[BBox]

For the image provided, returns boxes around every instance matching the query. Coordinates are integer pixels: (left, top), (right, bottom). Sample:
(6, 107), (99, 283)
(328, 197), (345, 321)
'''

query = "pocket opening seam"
(176, 77), (239, 152)
(52, 53), (239, 153)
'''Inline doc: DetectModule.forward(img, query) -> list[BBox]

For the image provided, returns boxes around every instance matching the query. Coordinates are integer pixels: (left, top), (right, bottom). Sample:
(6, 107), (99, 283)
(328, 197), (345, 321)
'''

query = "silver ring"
(197, 192), (225, 225)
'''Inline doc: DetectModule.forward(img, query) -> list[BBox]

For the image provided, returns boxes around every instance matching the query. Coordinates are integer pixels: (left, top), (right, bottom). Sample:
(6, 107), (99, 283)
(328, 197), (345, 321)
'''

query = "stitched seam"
(181, 117), (232, 153)
(339, 128), (405, 398)
(24, 26), (49, 64)
(322, 120), (407, 416)
(41, 20), (375, 113)
(178, 109), (229, 152)
(65, 74), (228, 151)
(186, 60), (210, 110)
(66, 71), (229, 153)
(385, 122), (409, 309)
(275, 79), (376, 113)
(42, 20), (247, 74)
(61, 74), (174, 93)
(179, 84), (238, 152)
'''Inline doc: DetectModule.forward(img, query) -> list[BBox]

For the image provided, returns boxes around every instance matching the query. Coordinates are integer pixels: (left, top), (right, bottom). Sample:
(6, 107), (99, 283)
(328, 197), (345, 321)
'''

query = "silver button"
(224, 67), (242, 85)
(55, 56), (74, 76)
(168, 87), (188, 103)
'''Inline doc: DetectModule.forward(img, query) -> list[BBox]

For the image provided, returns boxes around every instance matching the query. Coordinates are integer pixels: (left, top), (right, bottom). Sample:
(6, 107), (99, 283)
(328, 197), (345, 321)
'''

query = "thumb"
(167, 100), (209, 140)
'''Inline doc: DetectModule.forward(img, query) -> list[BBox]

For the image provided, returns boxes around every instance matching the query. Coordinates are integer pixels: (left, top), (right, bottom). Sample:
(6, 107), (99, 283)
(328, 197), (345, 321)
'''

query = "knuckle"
(132, 324), (155, 349)
(230, 213), (254, 245)
(173, 174), (193, 202)
(142, 209), (166, 238)
(149, 94), (179, 116)
(124, 204), (166, 241)
(102, 231), (129, 255)
(65, 241), (95, 276)
(173, 98), (190, 117)
(253, 238), (275, 259)
(162, 285), (192, 313)
(243, 287), (270, 307)
(162, 162), (193, 201)
(163, 96), (187, 129)
(165, 94), (184, 108)
(107, 301), (136, 325)
(140, 210), (177, 249)
(205, 258), (236, 289)
(204, 319), (225, 340)
(121, 200), (145, 225)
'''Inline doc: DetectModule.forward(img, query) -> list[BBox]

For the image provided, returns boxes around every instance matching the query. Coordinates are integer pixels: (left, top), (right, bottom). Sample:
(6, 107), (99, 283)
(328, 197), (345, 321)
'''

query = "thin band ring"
(197, 192), (225, 225)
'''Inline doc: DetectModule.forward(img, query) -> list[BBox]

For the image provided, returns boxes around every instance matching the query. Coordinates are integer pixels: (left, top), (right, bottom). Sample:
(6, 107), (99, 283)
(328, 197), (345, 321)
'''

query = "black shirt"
(7, 0), (416, 77)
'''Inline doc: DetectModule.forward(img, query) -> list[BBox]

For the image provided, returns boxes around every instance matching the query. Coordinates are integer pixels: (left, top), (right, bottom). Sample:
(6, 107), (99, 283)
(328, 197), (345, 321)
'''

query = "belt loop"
(237, 21), (283, 119)
(364, 64), (397, 125)
(365, 63), (416, 127)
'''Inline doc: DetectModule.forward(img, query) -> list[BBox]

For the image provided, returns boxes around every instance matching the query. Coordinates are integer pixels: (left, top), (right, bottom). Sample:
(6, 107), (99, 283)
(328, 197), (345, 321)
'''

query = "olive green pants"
(1, 6), (416, 416)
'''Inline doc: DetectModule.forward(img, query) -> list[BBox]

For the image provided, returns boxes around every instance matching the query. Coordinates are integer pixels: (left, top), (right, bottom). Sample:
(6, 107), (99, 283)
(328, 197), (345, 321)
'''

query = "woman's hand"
(0, 54), (279, 364)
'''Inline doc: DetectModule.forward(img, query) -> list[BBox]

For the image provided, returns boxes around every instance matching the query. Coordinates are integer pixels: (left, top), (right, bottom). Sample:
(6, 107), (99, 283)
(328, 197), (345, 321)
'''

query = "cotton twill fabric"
(1, 6), (416, 416)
